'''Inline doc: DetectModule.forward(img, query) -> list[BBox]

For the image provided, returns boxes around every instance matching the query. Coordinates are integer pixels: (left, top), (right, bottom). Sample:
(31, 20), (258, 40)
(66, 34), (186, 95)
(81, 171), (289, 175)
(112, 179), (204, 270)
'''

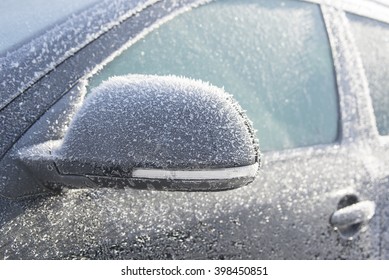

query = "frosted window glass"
(89, 0), (339, 151)
(348, 14), (389, 136)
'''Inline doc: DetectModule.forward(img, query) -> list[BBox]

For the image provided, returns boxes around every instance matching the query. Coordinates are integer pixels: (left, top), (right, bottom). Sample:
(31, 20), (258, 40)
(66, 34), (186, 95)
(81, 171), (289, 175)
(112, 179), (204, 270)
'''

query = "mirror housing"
(13, 75), (260, 194)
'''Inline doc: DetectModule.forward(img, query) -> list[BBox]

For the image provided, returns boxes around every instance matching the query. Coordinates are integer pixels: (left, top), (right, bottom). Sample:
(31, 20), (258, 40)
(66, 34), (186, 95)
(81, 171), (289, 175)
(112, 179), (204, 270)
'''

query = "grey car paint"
(0, 0), (388, 259)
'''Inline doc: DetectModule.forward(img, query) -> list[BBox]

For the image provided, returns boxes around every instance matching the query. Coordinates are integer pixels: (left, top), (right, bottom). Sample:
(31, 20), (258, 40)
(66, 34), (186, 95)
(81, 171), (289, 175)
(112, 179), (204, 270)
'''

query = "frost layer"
(55, 75), (259, 174)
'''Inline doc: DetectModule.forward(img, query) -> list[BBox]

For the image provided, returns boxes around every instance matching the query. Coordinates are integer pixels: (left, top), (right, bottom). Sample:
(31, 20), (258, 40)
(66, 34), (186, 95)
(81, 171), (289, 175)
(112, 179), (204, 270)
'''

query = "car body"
(0, 0), (389, 259)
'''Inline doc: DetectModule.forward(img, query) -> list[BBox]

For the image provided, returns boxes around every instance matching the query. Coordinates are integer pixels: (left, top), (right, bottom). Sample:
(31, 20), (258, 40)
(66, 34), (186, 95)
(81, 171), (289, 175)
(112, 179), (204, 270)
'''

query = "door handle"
(330, 200), (375, 228)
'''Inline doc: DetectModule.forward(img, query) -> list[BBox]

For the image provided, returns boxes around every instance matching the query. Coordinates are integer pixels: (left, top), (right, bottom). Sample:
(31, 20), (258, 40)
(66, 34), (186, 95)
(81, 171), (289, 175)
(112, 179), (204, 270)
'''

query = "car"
(0, 0), (388, 259)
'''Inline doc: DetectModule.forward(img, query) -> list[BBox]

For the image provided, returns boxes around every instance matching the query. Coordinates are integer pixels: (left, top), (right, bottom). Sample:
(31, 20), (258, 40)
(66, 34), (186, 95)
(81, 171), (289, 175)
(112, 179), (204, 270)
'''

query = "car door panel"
(0, 0), (385, 259)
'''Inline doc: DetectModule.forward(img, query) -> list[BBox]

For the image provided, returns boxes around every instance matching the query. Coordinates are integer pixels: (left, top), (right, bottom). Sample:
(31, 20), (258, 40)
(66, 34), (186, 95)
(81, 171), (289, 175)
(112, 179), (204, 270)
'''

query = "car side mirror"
(12, 75), (260, 195)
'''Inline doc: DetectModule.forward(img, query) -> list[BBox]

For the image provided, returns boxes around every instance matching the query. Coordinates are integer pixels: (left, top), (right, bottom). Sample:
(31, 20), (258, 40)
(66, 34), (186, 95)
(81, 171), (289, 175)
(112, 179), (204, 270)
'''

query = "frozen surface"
(321, 6), (377, 143)
(0, 0), (387, 260)
(347, 14), (389, 136)
(0, 0), (102, 54)
(331, 201), (375, 228)
(0, 0), (156, 110)
(89, 0), (339, 152)
(0, 83), (87, 199)
(307, 0), (389, 25)
(0, 147), (380, 259)
(56, 75), (258, 173)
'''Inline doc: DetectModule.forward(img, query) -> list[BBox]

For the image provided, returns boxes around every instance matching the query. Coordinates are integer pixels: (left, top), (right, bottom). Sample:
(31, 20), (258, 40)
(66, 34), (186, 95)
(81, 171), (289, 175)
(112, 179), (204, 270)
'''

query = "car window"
(0, 0), (102, 54)
(347, 14), (389, 136)
(88, 0), (339, 152)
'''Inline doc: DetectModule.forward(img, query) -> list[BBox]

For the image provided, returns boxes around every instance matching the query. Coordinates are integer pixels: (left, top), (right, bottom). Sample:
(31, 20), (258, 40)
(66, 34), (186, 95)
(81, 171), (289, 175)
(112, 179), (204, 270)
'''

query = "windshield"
(0, 0), (102, 54)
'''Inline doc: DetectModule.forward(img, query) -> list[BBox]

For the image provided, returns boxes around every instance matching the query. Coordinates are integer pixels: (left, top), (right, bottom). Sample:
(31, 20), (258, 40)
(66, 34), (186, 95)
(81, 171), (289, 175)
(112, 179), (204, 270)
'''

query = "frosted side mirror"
(16, 75), (260, 193)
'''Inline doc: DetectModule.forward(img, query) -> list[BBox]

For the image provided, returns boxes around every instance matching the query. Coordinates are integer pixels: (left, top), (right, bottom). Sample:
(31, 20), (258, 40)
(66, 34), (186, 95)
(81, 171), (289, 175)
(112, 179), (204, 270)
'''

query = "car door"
(0, 0), (380, 259)
(346, 11), (389, 259)
(84, 0), (379, 258)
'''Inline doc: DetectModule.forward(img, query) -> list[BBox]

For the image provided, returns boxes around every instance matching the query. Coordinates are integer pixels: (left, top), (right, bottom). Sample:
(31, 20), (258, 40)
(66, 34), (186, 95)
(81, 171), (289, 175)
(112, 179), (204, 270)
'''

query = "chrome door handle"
(330, 200), (375, 228)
